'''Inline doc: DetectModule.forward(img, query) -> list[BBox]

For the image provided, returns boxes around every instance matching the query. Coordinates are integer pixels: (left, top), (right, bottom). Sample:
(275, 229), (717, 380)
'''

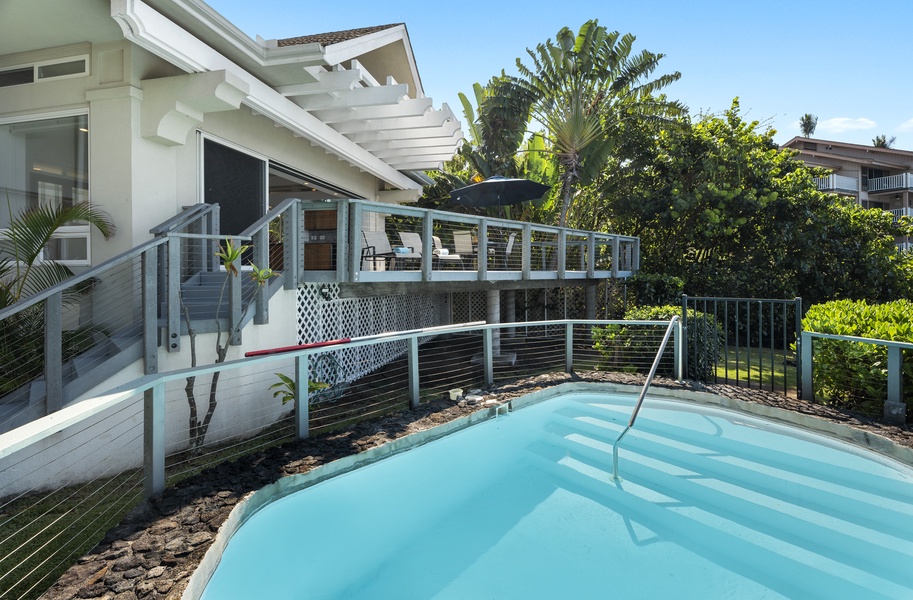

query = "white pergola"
(113, 1), (462, 192)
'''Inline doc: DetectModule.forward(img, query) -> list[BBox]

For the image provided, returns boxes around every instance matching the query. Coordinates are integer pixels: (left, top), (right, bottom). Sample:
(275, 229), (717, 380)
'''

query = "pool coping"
(183, 381), (913, 599)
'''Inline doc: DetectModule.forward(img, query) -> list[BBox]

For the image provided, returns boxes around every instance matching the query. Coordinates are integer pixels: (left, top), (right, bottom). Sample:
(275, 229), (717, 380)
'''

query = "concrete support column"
(585, 284), (597, 320)
(504, 289), (516, 337)
(487, 289), (501, 356)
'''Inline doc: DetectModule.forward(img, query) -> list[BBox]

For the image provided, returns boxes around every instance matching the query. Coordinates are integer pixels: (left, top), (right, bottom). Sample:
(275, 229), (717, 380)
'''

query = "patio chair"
(362, 230), (414, 270)
(432, 235), (464, 268)
(453, 230), (476, 268)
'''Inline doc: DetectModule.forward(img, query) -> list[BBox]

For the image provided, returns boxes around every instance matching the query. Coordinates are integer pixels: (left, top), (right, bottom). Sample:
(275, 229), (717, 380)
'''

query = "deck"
(296, 199), (639, 295)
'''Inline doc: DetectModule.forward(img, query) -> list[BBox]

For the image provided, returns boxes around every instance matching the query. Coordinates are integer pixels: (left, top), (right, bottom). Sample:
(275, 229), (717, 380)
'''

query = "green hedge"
(803, 299), (913, 416)
(592, 305), (723, 379)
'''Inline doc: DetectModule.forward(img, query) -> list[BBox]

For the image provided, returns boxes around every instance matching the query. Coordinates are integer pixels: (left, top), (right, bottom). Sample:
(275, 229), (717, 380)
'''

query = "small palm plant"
(270, 372), (329, 405)
(0, 202), (115, 394)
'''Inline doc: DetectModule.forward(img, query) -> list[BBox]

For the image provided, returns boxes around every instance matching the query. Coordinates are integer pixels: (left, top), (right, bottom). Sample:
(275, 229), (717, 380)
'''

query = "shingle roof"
(277, 23), (401, 47)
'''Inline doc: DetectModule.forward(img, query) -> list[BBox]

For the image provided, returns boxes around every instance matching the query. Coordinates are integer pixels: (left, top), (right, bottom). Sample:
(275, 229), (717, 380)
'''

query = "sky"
(206, 0), (913, 148)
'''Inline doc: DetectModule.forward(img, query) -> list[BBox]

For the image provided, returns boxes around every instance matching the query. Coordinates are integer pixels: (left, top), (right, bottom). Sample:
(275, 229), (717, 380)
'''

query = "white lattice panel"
(297, 284), (450, 382)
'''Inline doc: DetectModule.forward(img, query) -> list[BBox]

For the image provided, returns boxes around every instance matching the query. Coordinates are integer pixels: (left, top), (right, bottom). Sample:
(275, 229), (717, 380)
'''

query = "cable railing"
(0, 198), (639, 437)
(611, 316), (682, 481)
(0, 318), (678, 599)
(800, 330), (913, 425)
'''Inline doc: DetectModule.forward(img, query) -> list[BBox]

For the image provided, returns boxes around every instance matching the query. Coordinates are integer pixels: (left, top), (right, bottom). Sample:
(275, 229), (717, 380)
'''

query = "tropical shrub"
(592, 304), (723, 379)
(0, 202), (115, 394)
(626, 272), (684, 307)
(803, 299), (913, 417)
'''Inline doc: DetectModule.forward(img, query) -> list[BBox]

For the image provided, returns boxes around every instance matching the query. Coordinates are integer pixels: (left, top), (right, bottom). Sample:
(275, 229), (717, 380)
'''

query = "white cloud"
(816, 117), (877, 134)
(897, 118), (913, 132)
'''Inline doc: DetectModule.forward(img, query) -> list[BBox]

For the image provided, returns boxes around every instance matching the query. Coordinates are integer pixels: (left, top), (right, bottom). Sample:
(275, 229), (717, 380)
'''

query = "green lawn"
(713, 346), (798, 394)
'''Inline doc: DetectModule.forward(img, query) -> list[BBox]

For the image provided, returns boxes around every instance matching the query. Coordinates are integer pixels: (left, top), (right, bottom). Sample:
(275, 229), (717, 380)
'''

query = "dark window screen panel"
(204, 139), (264, 235)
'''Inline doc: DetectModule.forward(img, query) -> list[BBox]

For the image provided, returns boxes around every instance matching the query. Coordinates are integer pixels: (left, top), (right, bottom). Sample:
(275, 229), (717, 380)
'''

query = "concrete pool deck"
(42, 371), (913, 600)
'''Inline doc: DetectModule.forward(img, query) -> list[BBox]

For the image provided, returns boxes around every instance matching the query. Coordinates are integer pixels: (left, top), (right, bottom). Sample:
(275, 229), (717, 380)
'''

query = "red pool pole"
(244, 337), (351, 358)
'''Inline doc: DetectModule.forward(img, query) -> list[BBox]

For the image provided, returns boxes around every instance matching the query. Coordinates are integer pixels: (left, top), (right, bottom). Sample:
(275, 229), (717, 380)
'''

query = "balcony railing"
(889, 207), (913, 223)
(814, 174), (858, 193)
(867, 173), (913, 194)
(301, 199), (639, 284)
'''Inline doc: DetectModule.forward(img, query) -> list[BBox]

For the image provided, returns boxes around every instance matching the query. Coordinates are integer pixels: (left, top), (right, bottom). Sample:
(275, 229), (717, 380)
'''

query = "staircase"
(524, 398), (913, 599)
(0, 269), (273, 434)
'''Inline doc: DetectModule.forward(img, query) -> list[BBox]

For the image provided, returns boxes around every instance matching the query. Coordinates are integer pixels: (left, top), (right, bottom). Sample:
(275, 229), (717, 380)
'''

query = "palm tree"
(484, 20), (685, 227)
(799, 113), (817, 137)
(872, 134), (896, 148)
(0, 202), (115, 392)
(0, 202), (115, 308)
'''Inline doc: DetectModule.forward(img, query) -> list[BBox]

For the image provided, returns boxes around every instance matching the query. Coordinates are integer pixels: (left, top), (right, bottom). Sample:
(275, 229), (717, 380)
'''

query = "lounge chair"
(362, 230), (417, 270)
(398, 231), (461, 269)
(432, 235), (464, 268)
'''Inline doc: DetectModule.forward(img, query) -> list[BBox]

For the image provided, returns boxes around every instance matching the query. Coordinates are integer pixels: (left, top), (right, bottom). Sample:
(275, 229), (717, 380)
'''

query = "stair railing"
(612, 315), (681, 481)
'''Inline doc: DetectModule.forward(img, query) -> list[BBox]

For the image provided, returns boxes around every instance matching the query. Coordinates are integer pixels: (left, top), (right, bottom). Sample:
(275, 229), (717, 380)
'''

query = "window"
(0, 114), (91, 265)
(0, 56), (88, 89)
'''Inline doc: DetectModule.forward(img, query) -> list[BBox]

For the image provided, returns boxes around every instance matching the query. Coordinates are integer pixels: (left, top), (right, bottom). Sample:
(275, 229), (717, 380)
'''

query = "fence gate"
(682, 296), (803, 397)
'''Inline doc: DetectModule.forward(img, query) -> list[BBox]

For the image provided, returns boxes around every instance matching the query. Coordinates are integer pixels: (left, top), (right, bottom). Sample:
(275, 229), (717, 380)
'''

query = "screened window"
(0, 114), (91, 264)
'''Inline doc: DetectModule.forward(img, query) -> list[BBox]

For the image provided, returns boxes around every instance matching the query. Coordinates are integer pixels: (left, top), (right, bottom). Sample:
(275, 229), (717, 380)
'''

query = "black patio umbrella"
(449, 176), (550, 208)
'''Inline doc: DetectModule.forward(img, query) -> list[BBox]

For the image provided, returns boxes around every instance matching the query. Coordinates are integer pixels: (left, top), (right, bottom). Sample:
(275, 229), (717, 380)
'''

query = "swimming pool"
(199, 389), (913, 599)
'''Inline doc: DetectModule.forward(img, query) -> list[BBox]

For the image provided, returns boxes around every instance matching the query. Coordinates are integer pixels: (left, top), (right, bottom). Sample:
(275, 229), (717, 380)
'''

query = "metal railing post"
(886, 345), (905, 424)
(681, 295), (689, 380)
(349, 202), (363, 282)
(285, 203), (299, 290)
(408, 336), (420, 408)
(794, 297), (803, 398)
(229, 262), (242, 345)
(565, 322), (574, 373)
(587, 233), (596, 278)
(144, 381), (165, 498)
(335, 200), (349, 283)
(612, 236), (620, 279)
(422, 214), (434, 281)
(483, 327), (494, 385)
(167, 238), (181, 352)
(295, 354), (309, 439)
(478, 220), (489, 280)
(675, 318), (684, 381)
(521, 223), (532, 280)
(254, 228), (269, 325)
(801, 331), (813, 402)
(557, 229), (567, 279)
(142, 248), (158, 375)
(44, 293), (63, 414)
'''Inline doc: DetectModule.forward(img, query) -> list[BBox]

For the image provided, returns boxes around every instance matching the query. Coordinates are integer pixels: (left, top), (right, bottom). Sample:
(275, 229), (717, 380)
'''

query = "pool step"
(544, 414), (913, 540)
(525, 440), (912, 599)
(524, 444), (911, 599)
(525, 409), (913, 594)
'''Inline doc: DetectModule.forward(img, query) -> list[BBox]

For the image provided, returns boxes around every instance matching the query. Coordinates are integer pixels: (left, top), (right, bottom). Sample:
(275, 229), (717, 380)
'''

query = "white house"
(0, 0), (639, 429)
(1, 0), (462, 265)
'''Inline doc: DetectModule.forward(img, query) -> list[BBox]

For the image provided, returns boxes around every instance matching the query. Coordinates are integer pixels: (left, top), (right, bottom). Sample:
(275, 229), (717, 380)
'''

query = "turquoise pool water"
(201, 392), (913, 599)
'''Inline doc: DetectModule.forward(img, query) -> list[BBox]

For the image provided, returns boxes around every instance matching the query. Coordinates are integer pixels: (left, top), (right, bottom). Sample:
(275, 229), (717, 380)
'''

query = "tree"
(419, 80), (556, 222)
(799, 113), (817, 137)
(873, 134), (896, 148)
(484, 20), (684, 227)
(599, 100), (913, 305)
(181, 238), (275, 451)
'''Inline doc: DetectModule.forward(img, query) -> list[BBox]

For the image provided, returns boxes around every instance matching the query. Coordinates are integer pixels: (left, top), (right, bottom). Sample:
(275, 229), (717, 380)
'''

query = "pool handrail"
(612, 315), (681, 481)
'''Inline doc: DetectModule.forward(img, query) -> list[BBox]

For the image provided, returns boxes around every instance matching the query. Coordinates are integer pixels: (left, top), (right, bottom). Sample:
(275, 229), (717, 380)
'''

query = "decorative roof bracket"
(141, 69), (250, 145)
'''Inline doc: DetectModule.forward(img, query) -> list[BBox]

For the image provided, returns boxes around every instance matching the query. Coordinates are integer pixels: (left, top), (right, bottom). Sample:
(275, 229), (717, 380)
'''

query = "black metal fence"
(682, 296), (803, 397)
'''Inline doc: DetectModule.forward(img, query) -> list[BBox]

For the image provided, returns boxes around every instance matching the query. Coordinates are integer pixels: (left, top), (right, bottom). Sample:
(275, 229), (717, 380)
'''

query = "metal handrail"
(612, 315), (680, 481)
